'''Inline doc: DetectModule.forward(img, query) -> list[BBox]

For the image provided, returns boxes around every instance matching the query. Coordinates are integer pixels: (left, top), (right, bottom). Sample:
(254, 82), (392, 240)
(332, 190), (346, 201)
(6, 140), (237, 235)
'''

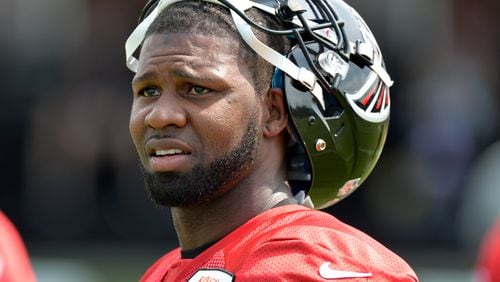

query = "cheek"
(199, 113), (236, 150)
(198, 100), (257, 153)
(129, 105), (145, 150)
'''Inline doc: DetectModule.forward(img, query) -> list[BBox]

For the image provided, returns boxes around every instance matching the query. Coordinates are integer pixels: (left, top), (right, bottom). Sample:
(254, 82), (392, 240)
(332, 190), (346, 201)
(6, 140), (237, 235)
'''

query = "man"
(125, 0), (418, 281)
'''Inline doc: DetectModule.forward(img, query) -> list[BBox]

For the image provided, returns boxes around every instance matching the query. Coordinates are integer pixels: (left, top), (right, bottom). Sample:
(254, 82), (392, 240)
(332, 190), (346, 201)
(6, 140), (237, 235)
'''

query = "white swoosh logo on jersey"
(319, 262), (372, 279)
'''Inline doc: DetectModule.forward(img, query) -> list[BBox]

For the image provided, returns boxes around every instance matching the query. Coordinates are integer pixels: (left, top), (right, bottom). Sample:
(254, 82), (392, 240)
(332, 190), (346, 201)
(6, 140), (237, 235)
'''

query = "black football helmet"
(125, 0), (392, 209)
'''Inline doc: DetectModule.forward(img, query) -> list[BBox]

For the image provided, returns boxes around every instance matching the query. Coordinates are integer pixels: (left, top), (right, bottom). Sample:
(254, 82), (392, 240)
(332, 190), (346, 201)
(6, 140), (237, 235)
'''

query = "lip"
(144, 137), (193, 172)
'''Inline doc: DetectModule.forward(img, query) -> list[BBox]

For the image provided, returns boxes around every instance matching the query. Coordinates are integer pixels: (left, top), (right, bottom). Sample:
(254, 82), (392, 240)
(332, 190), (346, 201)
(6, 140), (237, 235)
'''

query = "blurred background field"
(0, 0), (499, 281)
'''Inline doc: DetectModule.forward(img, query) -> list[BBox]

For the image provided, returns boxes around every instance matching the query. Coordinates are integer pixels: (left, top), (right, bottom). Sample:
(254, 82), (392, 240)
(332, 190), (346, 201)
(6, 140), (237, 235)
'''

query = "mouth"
(144, 139), (193, 172)
(152, 148), (190, 157)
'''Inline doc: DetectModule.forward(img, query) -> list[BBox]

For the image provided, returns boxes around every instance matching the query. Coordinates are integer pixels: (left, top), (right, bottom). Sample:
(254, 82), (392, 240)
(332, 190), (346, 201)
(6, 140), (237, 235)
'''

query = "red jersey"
(142, 205), (418, 281)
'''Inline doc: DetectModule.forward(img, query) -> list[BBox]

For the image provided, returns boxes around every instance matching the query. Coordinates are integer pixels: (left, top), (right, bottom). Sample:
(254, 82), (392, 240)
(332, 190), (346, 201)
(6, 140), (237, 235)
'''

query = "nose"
(145, 94), (188, 129)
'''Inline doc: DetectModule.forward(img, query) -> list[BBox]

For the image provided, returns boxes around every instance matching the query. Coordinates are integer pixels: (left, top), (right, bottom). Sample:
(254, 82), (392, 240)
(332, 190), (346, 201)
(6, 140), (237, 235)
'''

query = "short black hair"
(144, 1), (289, 94)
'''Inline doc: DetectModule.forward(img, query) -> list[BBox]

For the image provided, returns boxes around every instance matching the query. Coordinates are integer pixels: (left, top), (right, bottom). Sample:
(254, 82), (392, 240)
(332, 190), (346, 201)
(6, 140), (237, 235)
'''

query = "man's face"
(130, 32), (262, 207)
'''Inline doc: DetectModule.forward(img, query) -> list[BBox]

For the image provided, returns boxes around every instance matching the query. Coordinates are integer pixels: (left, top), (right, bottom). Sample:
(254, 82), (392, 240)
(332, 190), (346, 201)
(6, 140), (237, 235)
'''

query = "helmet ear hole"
(323, 90), (343, 118)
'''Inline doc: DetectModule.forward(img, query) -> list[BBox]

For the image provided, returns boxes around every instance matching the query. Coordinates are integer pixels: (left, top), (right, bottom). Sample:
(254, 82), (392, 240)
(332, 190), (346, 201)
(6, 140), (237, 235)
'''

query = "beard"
(140, 118), (258, 208)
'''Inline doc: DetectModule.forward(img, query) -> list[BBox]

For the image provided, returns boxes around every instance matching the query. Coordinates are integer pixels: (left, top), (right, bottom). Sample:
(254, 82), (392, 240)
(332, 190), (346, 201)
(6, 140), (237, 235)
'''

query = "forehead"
(137, 32), (240, 73)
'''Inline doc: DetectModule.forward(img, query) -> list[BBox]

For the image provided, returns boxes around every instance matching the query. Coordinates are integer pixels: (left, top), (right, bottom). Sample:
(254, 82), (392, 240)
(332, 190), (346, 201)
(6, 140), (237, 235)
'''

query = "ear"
(262, 87), (288, 138)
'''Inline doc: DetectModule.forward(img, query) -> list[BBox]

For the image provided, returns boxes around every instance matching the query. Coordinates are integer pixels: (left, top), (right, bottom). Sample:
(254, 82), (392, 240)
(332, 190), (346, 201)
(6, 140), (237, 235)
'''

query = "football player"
(125, 0), (418, 280)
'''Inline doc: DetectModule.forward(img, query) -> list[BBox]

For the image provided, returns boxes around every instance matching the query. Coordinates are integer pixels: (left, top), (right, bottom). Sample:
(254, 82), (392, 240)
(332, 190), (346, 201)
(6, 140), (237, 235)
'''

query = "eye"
(188, 85), (211, 95)
(138, 87), (161, 97)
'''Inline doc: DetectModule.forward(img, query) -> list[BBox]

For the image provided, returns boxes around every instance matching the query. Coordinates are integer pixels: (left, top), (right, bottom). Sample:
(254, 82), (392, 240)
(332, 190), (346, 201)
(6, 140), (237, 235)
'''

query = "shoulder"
(229, 206), (418, 281)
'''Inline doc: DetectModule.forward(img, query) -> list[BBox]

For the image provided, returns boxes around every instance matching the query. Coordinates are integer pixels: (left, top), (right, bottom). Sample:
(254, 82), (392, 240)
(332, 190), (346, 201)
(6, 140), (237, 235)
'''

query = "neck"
(171, 178), (294, 251)
(171, 133), (294, 251)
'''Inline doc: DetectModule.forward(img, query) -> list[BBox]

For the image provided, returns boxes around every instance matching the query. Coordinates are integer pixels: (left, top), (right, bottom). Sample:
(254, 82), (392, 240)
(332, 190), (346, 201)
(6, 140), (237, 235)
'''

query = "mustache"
(146, 133), (184, 142)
